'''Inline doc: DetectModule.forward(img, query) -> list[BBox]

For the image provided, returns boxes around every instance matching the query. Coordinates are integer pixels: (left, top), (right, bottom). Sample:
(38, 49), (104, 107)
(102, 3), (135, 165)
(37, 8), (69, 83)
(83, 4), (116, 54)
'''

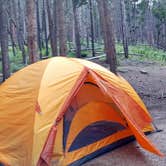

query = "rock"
(158, 93), (166, 99)
(140, 70), (148, 74)
(117, 68), (128, 73)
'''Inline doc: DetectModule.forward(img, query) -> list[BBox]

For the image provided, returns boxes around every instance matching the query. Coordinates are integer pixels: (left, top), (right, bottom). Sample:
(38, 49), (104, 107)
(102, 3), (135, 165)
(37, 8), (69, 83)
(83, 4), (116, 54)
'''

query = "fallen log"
(117, 52), (144, 56)
(86, 55), (105, 60)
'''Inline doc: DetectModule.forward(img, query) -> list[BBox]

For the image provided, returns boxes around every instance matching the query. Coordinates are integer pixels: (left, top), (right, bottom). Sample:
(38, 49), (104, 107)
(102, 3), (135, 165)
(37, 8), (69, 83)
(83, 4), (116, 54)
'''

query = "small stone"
(117, 69), (128, 73)
(140, 70), (148, 74)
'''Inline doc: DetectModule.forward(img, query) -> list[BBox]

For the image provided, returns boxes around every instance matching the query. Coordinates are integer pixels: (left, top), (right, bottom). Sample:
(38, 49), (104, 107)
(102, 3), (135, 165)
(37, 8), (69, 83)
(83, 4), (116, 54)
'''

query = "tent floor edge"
(69, 131), (152, 166)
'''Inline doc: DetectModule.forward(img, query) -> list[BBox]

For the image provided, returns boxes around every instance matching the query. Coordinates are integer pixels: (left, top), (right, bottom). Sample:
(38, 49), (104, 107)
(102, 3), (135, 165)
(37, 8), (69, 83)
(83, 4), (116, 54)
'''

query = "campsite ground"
(84, 59), (166, 166)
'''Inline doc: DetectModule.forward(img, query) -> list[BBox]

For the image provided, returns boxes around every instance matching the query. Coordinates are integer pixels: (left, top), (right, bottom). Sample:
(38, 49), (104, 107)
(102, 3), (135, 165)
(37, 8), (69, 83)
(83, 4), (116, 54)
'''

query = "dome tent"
(0, 57), (163, 166)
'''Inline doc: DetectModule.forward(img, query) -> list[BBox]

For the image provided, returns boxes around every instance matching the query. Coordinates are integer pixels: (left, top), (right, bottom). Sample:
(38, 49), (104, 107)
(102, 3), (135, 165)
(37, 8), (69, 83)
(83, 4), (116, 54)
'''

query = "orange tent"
(0, 57), (163, 166)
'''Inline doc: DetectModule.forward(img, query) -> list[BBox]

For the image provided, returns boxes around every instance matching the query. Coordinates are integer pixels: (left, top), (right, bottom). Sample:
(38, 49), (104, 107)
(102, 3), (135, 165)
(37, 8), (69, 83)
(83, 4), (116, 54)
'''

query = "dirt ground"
(84, 59), (166, 166)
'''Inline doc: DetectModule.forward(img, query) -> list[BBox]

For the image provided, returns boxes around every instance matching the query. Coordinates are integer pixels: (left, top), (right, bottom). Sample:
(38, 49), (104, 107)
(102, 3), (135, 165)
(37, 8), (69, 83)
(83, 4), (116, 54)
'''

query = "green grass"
(129, 45), (166, 62)
(0, 44), (166, 74)
(68, 51), (75, 57)
(115, 43), (166, 64)
(0, 47), (27, 73)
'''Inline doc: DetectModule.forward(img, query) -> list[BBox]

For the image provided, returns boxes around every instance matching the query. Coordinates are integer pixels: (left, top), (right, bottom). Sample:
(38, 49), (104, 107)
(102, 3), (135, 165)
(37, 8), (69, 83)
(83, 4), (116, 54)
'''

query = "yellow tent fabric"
(0, 57), (163, 166)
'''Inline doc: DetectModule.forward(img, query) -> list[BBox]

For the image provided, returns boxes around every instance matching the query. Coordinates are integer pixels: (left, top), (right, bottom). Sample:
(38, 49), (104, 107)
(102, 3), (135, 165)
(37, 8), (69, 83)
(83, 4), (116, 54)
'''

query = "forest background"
(0, 0), (166, 81)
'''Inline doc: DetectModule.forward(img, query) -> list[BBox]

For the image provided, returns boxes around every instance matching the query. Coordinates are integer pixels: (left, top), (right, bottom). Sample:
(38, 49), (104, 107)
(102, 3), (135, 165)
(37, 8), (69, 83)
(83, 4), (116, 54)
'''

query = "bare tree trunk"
(8, 21), (16, 57)
(47, 0), (58, 56)
(72, 2), (81, 58)
(8, 0), (16, 57)
(97, 0), (117, 73)
(164, 23), (166, 50)
(86, 28), (90, 48)
(10, 0), (26, 64)
(157, 28), (160, 49)
(131, 1), (137, 45)
(12, 0), (19, 46)
(112, 0), (121, 43)
(93, 0), (101, 43)
(42, 0), (49, 56)
(36, 0), (42, 59)
(18, 0), (27, 64)
(57, 0), (67, 56)
(0, 0), (10, 81)
(66, 0), (74, 45)
(9, 25), (16, 57)
(26, 0), (39, 63)
(97, 1), (107, 54)
(89, 0), (95, 57)
(120, 0), (129, 58)
(142, 0), (154, 46)
(10, 0), (17, 44)
(53, 0), (59, 55)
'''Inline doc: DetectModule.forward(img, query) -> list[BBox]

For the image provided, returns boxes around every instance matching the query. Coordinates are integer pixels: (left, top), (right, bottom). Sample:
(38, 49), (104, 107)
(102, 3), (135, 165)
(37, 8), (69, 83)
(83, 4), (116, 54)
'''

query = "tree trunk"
(86, 29), (90, 48)
(26, 0), (39, 64)
(164, 23), (166, 50)
(42, 0), (49, 56)
(72, 2), (81, 58)
(97, 0), (107, 55)
(144, 1), (154, 46)
(65, 0), (74, 46)
(11, 0), (19, 46)
(131, 1), (137, 45)
(36, 0), (42, 59)
(120, 0), (129, 58)
(93, 0), (101, 43)
(89, 0), (95, 57)
(57, 0), (67, 56)
(0, 1), (10, 81)
(53, 0), (59, 55)
(97, 0), (117, 73)
(9, 22), (16, 57)
(8, 0), (16, 57)
(18, 0), (27, 64)
(47, 0), (58, 56)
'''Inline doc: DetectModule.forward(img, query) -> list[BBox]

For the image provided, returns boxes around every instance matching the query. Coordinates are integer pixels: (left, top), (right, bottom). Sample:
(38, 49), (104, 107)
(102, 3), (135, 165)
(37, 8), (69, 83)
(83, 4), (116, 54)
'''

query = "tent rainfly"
(0, 57), (163, 166)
